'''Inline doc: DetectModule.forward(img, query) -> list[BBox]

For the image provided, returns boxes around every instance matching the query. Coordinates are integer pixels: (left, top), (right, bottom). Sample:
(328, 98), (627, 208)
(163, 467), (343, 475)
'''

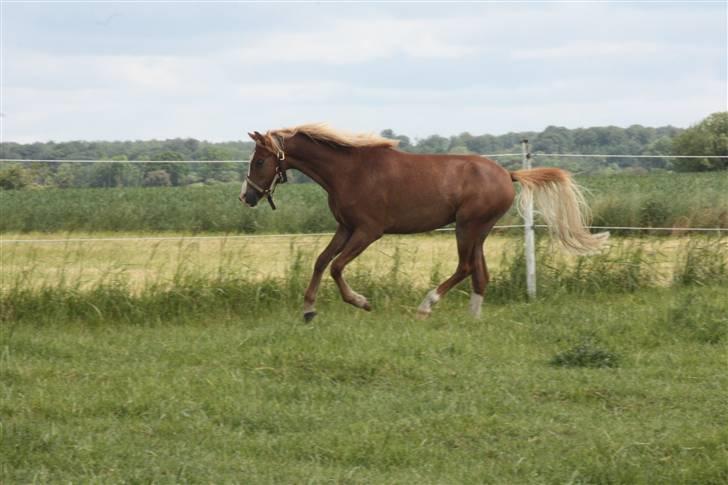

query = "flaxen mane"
(265, 123), (399, 153)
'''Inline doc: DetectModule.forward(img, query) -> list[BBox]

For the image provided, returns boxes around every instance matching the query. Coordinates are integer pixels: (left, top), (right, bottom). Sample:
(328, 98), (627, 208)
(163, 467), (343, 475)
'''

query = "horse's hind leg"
(469, 243), (489, 318)
(417, 222), (479, 318)
(469, 221), (498, 318)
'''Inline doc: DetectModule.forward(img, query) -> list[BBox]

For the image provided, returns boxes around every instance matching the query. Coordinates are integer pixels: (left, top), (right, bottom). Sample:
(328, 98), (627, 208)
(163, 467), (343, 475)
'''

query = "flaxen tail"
(510, 168), (609, 254)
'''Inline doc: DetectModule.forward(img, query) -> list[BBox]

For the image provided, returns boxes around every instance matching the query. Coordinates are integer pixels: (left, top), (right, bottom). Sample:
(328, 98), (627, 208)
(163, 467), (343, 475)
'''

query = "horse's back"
(355, 149), (515, 233)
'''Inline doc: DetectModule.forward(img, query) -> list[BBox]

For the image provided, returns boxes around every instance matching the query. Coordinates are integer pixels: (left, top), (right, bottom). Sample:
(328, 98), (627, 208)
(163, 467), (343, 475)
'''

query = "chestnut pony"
(240, 123), (608, 321)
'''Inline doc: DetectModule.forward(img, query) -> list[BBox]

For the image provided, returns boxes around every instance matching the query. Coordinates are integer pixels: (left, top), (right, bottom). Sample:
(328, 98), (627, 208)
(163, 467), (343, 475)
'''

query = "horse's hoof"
(362, 301), (372, 312)
(303, 311), (317, 323)
(416, 310), (431, 320)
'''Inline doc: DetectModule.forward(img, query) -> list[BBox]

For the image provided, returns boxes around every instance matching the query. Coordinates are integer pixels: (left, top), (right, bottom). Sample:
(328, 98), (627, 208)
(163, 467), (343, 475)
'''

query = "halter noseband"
(245, 146), (288, 210)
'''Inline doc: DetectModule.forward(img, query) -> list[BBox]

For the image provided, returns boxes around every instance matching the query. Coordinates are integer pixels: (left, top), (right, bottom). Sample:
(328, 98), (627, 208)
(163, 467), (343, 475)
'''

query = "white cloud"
(5, 50), (223, 97)
(227, 17), (482, 65)
(512, 42), (662, 60)
(511, 41), (722, 62)
(2, 3), (724, 142)
(7, 71), (721, 143)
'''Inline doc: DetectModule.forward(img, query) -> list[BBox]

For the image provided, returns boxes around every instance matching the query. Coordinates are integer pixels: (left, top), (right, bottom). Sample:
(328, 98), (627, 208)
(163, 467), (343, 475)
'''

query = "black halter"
(245, 147), (288, 210)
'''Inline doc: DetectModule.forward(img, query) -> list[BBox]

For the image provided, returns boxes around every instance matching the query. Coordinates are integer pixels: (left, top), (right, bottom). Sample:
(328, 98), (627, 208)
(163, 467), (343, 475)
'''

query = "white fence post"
(521, 139), (537, 299)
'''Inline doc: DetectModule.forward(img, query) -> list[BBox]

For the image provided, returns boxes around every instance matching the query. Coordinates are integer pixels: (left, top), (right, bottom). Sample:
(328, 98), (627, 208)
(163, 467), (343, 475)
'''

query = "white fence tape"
(2, 154), (725, 164)
(2, 224), (725, 244)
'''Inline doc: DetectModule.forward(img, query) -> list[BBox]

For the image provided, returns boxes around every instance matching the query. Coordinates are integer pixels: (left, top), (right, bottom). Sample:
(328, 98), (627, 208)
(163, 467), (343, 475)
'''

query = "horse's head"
(240, 131), (287, 209)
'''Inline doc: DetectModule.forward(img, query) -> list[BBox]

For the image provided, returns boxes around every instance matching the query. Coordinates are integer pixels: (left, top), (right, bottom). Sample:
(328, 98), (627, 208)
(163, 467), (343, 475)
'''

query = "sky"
(1, 1), (726, 143)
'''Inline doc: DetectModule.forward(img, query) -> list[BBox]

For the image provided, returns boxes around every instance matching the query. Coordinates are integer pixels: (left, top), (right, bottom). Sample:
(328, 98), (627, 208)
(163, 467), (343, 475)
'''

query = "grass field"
(1, 171), (726, 233)
(2, 170), (727, 482)
(2, 236), (726, 482)
(2, 286), (727, 483)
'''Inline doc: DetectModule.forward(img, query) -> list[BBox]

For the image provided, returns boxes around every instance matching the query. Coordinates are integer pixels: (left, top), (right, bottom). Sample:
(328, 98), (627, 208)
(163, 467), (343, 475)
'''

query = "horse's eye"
(255, 159), (264, 166)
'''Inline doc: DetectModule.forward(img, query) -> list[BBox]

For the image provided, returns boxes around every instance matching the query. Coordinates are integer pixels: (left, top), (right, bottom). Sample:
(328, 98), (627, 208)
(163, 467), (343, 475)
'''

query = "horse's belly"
(382, 202), (455, 234)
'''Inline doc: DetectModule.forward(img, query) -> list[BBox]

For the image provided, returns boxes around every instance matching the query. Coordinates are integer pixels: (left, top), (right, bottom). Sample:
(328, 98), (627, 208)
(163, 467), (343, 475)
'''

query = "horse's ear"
(248, 132), (258, 142)
(254, 131), (264, 140)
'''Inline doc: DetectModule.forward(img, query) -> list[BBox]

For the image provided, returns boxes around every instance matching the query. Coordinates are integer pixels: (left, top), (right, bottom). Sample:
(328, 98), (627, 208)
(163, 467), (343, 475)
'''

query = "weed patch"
(665, 292), (728, 344)
(550, 338), (620, 368)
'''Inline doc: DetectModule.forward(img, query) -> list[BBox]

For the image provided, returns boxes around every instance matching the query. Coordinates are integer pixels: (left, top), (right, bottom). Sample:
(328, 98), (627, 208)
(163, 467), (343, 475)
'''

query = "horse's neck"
(285, 136), (353, 194)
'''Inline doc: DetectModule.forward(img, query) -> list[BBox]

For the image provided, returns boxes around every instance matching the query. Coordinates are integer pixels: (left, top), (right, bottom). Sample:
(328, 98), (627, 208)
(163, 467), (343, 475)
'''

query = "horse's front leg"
(329, 228), (381, 311)
(303, 225), (350, 322)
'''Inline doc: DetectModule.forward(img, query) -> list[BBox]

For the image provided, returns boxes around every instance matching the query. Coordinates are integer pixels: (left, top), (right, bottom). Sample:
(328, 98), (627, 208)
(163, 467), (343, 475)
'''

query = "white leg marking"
(303, 301), (315, 313)
(469, 293), (483, 318)
(349, 291), (369, 308)
(417, 288), (441, 315)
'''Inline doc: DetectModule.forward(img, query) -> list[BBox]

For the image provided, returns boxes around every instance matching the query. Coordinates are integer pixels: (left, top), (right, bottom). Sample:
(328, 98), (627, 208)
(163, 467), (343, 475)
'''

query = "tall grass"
(1, 172), (726, 233)
(585, 172), (728, 232)
(3, 237), (725, 325)
(0, 183), (334, 234)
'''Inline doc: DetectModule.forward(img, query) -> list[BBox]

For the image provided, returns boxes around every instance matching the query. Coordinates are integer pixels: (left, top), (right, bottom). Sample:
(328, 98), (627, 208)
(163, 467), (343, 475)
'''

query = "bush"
(639, 199), (671, 227)
(0, 164), (30, 190)
(550, 338), (620, 368)
(673, 238), (728, 286)
(142, 170), (172, 187)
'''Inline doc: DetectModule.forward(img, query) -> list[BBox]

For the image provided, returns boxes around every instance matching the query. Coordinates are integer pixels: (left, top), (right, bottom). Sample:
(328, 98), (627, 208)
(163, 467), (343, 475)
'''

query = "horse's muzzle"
(242, 191), (259, 207)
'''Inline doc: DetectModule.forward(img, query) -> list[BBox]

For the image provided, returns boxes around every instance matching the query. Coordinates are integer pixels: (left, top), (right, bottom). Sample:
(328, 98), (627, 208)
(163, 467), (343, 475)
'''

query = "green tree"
(671, 112), (728, 172)
(533, 126), (574, 153)
(641, 136), (673, 170)
(150, 151), (187, 185)
(380, 129), (412, 150)
(196, 146), (235, 182)
(464, 134), (499, 154)
(89, 162), (124, 188)
(413, 135), (449, 154)
(54, 163), (79, 188)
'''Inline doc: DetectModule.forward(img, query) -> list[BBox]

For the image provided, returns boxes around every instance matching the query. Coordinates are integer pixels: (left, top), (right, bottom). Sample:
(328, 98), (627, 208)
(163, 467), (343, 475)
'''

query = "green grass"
(2, 171), (727, 233)
(2, 286), (727, 483)
(0, 183), (333, 234)
(584, 172), (728, 231)
(2, 233), (726, 482)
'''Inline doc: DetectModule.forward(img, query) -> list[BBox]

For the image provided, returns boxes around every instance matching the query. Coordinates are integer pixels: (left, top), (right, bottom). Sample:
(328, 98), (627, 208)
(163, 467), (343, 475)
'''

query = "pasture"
(2, 231), (727, 482)
(1, 171), (727, 233)
(2, 285), (727, 483)
(2, 171), (727, 483)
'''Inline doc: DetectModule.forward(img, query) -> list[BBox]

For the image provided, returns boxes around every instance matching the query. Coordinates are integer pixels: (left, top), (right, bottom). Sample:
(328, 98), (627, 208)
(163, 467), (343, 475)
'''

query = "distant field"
(583, 172), (728, 230)
(1, 171), (726, 233)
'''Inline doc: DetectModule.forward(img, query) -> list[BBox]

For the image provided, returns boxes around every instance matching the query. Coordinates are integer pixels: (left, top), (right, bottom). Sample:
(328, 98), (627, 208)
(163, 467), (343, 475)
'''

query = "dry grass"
(0, 232), (474, 291)
(1, 231), (718, 292)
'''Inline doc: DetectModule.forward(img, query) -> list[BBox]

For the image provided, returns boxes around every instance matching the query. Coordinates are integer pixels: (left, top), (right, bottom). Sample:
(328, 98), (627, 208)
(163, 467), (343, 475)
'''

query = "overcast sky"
(1, 1), (726, 143)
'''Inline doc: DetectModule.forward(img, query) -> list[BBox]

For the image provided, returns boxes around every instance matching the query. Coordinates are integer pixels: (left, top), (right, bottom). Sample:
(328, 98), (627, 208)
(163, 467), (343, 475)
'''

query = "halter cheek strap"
(245, 149), (288, 210)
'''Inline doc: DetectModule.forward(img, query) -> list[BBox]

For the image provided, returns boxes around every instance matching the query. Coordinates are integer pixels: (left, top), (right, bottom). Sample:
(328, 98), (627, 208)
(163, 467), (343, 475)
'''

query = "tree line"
(1, 112), (724, 190)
